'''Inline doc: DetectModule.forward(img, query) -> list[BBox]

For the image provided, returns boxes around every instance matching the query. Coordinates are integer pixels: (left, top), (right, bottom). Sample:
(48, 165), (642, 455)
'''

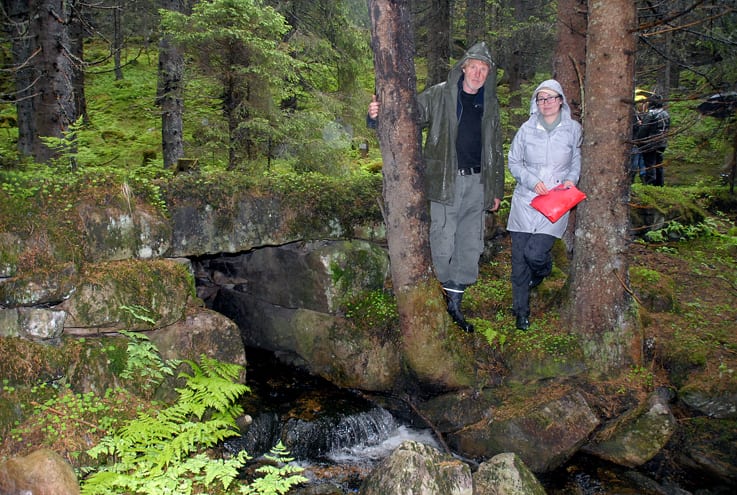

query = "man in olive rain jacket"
(368, 41), (505, 333)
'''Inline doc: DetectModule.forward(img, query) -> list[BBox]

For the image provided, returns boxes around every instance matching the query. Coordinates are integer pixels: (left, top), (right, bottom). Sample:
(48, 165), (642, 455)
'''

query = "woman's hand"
(533, 182), (549, 195)
(562, 180), (576, 189)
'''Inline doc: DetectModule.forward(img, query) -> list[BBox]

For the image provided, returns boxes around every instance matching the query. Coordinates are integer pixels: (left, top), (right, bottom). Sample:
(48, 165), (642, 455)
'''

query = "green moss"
(344, 289), (399, 334)
(266, 169), (383, 237)
(69, 259), (191, 329)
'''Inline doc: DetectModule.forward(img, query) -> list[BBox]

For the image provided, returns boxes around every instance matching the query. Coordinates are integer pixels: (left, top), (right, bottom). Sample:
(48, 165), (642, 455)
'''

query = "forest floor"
(469, 195), (737, 408)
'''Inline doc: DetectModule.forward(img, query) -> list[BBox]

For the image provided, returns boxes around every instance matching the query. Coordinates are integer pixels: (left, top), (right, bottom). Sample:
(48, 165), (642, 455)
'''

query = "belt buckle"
(458, 167), (479, 176)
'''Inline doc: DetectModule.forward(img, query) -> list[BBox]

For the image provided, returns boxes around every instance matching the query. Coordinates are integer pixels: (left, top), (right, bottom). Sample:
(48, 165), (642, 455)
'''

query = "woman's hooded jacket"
(415, 42), (505, 209)
(507, 79), (582, 238)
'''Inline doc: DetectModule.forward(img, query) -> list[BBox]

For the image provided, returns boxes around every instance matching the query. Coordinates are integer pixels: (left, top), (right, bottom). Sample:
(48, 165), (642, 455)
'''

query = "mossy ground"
(463, 186), (737, 418)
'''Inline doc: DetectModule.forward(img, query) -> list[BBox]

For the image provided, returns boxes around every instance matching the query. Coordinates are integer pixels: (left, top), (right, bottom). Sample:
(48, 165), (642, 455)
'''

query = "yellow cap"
(635, 88), (651, 102)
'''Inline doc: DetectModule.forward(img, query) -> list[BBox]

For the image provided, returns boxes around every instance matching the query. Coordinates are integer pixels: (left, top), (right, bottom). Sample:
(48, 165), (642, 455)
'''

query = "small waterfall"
(326, 407), (399, 455)
(235, 406), (437, 463)
(221, 347), (440, 491)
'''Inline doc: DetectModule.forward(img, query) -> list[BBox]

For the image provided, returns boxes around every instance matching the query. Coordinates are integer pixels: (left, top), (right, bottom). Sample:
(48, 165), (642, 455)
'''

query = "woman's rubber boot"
(515, 313), (530, 331)
(443, 288), (474, 333)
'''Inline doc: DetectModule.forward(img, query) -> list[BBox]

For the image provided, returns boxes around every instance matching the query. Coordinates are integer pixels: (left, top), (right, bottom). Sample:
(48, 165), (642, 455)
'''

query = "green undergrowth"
(343, 288), (399, 334)
(1, 326), (307, 495)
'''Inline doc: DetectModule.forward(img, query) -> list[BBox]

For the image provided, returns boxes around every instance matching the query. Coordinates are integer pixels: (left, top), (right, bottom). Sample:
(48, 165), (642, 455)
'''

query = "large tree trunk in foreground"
(553, 0), (587, 252)
(566, 0), (642, 376)
(367, 0), (476, 390)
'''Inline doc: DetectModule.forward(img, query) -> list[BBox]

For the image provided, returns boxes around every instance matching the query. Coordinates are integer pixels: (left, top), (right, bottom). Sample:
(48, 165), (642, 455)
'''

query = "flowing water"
(230, 347), (731, 494)
(226, 347), (440, 492)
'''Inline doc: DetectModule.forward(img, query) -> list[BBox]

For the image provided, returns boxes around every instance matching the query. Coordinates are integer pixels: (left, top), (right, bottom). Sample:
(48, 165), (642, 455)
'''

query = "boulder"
(679, 383), (737, 419)
(17, 307), (66, 342)
(0, 262), (77, 307)
(58, 258), (192, 334)
(206, 240), (400, 391)
(149, 305), (246, 366)
(415, 389), (500, 433)
(0, 448), (80, 495)
(581, 390), (677, 468)
(447, 390), (600, 473)
(200, 239), (390, 314)
(359, 440), (472, 495)
(0, 308), (20, 337)
(76, 202), (171, 261)
(473, 452), (546, 495)
(167, 194), (297, 257)
(673, 417), (737, 484)
(219, 293), (401, 391)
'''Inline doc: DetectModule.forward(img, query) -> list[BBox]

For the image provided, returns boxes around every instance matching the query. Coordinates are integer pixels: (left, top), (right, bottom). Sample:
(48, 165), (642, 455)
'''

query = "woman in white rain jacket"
(507, 79), (582, 330)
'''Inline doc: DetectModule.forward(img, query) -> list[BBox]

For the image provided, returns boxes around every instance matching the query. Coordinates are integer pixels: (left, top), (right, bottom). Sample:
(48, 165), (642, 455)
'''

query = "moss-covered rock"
(58, 259), (192, 333)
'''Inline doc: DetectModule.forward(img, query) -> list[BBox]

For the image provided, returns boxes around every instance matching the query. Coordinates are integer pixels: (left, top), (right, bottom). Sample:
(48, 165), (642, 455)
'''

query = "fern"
(81, 356), (253, 494)
(81, 327), (306, 495)
(239, 442), (309, 495)
(118, 329), (178, 392)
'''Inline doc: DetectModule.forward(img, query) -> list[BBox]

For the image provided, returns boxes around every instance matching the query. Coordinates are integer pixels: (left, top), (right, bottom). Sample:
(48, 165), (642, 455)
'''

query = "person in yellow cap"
(630, 90), (649, 183)
(635, 93), (671, 186)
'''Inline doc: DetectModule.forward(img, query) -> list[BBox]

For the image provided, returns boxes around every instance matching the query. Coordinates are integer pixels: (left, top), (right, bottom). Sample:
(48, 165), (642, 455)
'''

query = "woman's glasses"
(536, 95), (561, 104)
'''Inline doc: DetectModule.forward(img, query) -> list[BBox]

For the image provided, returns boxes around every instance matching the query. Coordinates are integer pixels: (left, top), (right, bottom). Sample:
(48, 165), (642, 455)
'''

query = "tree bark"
(3, 0), (36, 157)
(69, 0), (88, 126)
(31, 0), (76, 163)
(553, 0), (587, 251)
(157, 0), (186, 169)
(566, 0), (642, 376)
(425, 0), (450, 88)
(466, 0), (487, 47)
(367, 0), (476, 390)
(113, 1), (123, 81)
(553, 0), (586, 122)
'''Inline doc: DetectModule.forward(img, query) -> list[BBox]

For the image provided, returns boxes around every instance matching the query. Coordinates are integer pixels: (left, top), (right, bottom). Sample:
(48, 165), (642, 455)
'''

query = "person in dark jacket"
(636, 94), (670, 186)
(630, 90), (649, 184)
(507, 79), (582, 330)
(368, 42), (505, 333)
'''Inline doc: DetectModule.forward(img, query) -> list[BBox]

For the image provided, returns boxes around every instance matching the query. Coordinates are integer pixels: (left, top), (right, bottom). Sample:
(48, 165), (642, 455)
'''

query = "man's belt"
(458, 167), (481, 176)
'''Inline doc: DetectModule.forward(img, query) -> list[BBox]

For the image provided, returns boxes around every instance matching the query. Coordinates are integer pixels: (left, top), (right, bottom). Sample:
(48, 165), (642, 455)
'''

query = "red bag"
(530, 185), (587, 223)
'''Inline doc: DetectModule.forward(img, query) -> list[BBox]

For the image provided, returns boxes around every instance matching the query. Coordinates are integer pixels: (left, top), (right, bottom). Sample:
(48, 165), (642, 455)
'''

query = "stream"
(228, 347), (730, 495)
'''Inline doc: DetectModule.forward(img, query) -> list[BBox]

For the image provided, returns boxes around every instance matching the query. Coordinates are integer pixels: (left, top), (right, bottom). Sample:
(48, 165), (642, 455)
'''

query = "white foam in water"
(327, 424), (440, 464)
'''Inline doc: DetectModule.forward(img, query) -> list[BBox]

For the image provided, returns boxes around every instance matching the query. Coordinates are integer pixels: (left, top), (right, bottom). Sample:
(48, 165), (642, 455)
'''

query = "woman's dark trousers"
(510, 231), (556, 318)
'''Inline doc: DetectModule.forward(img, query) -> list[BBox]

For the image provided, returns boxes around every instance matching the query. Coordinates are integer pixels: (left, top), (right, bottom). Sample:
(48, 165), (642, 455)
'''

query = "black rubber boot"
(443, 289), (474, 333)
(515, 313), (530, 331)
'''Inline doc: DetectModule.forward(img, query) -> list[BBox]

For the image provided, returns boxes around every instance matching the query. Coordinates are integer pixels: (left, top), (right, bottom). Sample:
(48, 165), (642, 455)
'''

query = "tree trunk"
(553, 0), (586, 252)
(3, 0), (36, 157)
(69, 0), (88, 125)
(552, 0), (586, 121)
(32, 0), (76, 163)
(367, 0), (476, 390)
(157, 0), (186, 169)
(425, 0), (450, 88)
(466, 0), (487, 46)
(566, 0), (641, 376)
(113, 1), (123, 80)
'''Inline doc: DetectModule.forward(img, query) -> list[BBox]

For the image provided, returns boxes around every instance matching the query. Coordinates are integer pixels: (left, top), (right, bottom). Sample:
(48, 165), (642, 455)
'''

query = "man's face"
(462, 59), (490, 94)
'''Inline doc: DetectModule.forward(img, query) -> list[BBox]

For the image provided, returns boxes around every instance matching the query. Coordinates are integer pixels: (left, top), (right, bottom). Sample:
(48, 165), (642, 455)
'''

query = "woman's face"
(536, 90), (562, 119)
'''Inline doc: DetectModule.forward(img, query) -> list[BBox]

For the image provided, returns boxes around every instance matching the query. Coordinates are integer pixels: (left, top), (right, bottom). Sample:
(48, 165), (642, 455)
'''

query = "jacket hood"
(528, 79), (572, 120)
(449, 42), (495, 85)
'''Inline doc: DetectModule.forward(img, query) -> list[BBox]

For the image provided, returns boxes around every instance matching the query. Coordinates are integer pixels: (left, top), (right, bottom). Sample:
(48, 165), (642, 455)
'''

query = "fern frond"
(82, 352), (259, 495)
(202, 450), (250, 490)
(239, 443), (307, 495)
